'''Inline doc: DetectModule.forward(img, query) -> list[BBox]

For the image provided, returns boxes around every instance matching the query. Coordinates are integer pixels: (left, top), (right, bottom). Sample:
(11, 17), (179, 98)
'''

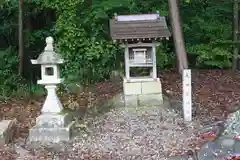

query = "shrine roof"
(109, 13), (171, 41)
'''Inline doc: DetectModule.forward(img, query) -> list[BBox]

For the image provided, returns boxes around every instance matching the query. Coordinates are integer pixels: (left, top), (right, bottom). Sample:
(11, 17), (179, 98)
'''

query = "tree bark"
(25, 4), (32, 79)
(168, 0), (188, 73)
(232, 0), (239, 71)
(18, 0), (24, 76)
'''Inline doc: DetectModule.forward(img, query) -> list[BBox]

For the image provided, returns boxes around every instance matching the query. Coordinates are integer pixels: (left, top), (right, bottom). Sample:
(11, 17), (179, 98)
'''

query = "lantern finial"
(45, 36), (54, 51)
(46, 36), (53, 44)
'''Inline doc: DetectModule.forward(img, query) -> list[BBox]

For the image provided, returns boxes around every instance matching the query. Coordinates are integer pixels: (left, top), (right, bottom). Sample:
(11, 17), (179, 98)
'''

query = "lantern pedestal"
(29, 113), (75, 143)
(123, 77), (163, 106)
(29, 84), (75, 143)
(41, 85), (63, 113)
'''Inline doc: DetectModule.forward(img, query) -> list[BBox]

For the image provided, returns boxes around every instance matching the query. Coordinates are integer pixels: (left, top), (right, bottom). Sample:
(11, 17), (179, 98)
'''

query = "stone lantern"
(29, 36), (74, 143)
(109, 12), (171, 106)
(31, 37), (64, 113)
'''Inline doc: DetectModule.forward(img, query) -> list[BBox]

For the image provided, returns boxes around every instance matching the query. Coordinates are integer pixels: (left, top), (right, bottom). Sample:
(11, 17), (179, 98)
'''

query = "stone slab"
(138, 93), (163, 106)
(141, 80), (162, 94)
(124, 95), (138, 106)
(168, 156), (185, 160)
(124, 94), (163, 107)
(123, 81), (141, 95)
(35, 113), (72, 128)
(197, 137), (236, 160)
(0, 119), (16, 146)
(29, 121), (75, 143)
(123, 77), (162, 96)
(125, 77), (159, 82)
(233, 140), (240, 153)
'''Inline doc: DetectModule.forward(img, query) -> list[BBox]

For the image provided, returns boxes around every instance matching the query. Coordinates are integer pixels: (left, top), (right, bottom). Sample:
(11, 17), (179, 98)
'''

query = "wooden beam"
(124, 47), (130, 80)
(152, 44), (157, 79)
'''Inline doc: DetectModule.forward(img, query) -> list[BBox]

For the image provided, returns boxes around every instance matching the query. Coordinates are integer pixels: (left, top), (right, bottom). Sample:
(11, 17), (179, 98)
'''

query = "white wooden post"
(183, 69), (192, 122)
(124, 46), (130, 80)
(152, 45), (157, 79)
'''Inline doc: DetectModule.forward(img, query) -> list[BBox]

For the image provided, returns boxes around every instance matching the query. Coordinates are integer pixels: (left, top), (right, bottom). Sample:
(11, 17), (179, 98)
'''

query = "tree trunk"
(25, 4), (32, 79)
(168, 0), (188, 73)
(18, 0), (24, 76)
(232, 0), (239, 71)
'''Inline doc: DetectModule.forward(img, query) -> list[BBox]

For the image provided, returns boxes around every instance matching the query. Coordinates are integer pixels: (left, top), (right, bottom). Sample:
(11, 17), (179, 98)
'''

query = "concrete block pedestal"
(29, 113), (75, 143)
(123, 77), (163, 106)
(29, 113), (74, 143)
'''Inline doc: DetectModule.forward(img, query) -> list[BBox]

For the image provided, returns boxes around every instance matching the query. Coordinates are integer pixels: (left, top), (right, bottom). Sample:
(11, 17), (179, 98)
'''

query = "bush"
(156, 43), (175, 70)
(59, 38), (119, 85)
(0, 47), (45, 99)
(187, 44), (232, 69)
(0, 47), (21, 97)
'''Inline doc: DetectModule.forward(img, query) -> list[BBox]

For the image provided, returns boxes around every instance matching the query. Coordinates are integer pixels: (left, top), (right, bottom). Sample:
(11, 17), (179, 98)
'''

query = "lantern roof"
(31, 37), (64, 65)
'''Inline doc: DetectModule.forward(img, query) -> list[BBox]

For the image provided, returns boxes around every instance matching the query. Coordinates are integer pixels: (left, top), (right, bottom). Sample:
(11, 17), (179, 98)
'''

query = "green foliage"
(0, 47), (21, 93)
(187, 44), (232, 68)
(0, 47), (24, 97)
(61, 39), (119, 84)
(181, 1), (233, 68)
(0, 47), (45, 99)
(0, 0), (237, 99)
(156, 44), (175, 70)
(38, 0), (120, 85)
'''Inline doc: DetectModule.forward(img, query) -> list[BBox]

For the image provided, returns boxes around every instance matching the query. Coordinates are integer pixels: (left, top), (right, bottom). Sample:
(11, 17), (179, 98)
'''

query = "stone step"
(124, 93), (164, 107)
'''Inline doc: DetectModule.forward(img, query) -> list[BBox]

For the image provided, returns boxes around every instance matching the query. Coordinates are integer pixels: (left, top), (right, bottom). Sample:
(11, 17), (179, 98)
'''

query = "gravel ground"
(9, 97), (205, 160)
(69, 102), (203, 160)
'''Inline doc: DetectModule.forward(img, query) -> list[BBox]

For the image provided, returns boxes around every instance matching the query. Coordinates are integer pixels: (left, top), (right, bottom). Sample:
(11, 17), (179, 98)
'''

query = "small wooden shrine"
(109, 12), (171, 106)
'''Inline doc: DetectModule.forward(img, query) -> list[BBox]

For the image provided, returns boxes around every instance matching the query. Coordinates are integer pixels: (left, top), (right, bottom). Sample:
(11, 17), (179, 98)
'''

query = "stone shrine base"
(123, 77), (163, 106)
(29, 113), (75, 143)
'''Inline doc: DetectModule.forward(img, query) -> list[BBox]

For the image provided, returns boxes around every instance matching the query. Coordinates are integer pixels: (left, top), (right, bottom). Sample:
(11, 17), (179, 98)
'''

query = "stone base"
(123, 77), (163, 106)
(124, 93), (163, 106)
(29, 113), (75, 143)
(139, 94), (163, 106)
(0, 119), (16, 146)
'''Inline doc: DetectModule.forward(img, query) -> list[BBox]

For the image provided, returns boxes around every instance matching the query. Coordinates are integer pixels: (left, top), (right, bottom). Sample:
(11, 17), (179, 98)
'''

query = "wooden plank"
(111, 27), (170, 34)
(116, 14), (159, 21)
(182, 69), (192, 122)
(112, 27), (168, 33)
(113, 27), (169, 31)
(129, 63), (153, 67)
(126, 43), (155, 48)
(111, 22), (167, 28)
(112, 22), (167, 27)
(112, 29), (169, 34)
(112, 31), (171, 37)
(114, 25), (167, 29)
(125, 47), (130, 79)
(152, 45), (157, 79)
(112, 34), (170, 40)
(112, 34), (169, 39)
(113, 30), (170, 35)
(113, 34), (171, 38)
(110, 20), (167, 28)
(110, 19), (166, 25)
